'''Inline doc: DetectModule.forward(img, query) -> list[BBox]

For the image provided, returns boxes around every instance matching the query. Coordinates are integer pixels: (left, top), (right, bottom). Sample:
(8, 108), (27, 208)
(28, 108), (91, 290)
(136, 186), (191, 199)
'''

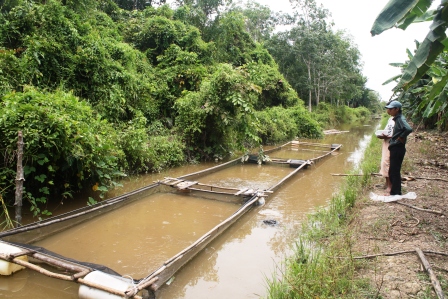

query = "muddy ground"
(351, 129), (448, 298)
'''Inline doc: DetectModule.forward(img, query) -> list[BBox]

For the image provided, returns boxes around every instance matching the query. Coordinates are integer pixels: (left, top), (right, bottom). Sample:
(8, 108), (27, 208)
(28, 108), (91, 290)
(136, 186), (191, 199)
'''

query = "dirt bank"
(352, 129), (448, 298)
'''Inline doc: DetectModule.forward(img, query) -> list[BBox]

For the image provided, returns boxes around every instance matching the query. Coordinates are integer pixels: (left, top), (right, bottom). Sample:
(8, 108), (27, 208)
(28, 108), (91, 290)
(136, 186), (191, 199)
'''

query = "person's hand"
(377, 133), (387, 139)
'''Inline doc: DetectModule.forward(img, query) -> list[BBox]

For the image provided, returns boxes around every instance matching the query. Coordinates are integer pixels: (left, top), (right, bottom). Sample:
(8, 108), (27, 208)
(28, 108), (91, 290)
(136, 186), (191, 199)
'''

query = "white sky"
(253, 0), (432, 102)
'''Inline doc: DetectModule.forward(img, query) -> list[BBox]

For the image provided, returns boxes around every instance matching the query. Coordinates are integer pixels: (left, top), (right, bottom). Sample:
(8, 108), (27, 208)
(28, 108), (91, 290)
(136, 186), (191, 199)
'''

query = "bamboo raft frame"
(158, 177), (273, 198)
(0, 140), (341, 299)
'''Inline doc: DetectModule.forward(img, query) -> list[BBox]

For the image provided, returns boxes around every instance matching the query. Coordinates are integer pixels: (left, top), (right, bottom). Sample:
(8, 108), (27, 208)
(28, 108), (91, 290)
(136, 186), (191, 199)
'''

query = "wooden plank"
(188, 188), (235, 196)
(160, 177), (184, 186)
(196, 182), (240, 191)
(234, 188), (249, 196)
(295, 148), (329, 153)
(269, 158), (289, 163)
(291, 142), (331, 148)
(175, 181), (198, 190)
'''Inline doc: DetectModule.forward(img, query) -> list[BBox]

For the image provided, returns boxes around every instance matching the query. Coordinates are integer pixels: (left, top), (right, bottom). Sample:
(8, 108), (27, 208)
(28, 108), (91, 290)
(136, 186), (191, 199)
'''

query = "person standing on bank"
(377, 113), (395, 193)
(385, 100), (413, 195)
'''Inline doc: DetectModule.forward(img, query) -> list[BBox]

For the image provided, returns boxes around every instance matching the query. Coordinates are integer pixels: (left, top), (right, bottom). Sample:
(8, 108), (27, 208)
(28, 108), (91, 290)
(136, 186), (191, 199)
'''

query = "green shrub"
(352, 106), (371, 122)
(0, 1), (161, 123)
(255, 107), (298, 144)
(244, 61), (300, 109)
(334, 105), (354, 123)
(291, 107), (323, 139)
(117, 114), (153, 174)
(208, 11), (256, 66)
(311, 103), (372, 127)
(312, 102), (337, 126)
(0, 88), (125, 212)
(174, 63), (260, 159)
(147, 135), (186, 172)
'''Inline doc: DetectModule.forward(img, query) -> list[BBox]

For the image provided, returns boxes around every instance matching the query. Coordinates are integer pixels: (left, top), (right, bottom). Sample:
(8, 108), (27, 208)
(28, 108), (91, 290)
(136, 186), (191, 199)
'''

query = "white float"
(0, 242), (28, 276)
(78, 270), (136, 299)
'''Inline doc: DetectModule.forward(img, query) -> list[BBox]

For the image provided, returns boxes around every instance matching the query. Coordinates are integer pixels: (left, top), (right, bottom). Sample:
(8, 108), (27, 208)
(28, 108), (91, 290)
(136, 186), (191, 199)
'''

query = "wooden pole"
(394, 202), (444, 216)
(415, 248), (446, 299)
(14, 131), (24, 227)
(331, 173), (382, 177)
(330, 173), (448, 182)
(353, 250), (448, 260)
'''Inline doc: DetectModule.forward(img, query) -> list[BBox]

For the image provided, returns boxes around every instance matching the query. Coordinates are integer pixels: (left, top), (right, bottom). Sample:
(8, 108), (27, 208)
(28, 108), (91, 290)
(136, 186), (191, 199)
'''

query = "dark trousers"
(389, 144), (406, 195)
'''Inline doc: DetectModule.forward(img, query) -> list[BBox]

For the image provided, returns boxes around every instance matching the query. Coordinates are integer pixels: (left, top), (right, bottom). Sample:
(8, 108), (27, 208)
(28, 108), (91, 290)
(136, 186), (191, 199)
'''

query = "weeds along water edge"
(265, 116), (388, 299)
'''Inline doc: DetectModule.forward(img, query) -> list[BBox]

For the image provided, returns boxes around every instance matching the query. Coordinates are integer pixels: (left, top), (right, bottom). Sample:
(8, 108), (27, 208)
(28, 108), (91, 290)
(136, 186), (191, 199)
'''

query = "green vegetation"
(265, 116), (386, 299)
(312, 103), (372, 127)
(0, 0), (380, 222)
(372, 0), (448, 130)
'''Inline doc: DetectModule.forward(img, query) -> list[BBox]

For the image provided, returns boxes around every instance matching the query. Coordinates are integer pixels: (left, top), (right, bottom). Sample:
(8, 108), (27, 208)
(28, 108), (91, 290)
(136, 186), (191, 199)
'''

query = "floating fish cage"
(0, 140), (341, 299)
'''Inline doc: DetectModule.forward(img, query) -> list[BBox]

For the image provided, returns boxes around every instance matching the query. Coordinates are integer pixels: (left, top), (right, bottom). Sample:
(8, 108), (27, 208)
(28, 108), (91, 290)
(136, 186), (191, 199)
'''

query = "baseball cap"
(385, 101), (402, 109)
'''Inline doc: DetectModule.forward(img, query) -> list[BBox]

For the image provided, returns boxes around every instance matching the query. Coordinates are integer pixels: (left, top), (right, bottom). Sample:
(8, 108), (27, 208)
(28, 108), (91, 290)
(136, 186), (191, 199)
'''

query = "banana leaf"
(394, 5), (448, 90)
(370, 0), (426, 36)
(371, 0), (448, 91)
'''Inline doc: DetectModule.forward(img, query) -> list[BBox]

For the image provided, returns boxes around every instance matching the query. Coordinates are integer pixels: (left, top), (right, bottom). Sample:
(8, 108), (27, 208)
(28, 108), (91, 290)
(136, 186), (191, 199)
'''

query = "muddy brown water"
(0, 122), (378, 299)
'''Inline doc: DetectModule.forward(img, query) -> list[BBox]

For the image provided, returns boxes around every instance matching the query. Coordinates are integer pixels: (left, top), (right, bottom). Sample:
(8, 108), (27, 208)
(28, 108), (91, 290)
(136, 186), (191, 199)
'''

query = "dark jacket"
(389, 113), (413, 148)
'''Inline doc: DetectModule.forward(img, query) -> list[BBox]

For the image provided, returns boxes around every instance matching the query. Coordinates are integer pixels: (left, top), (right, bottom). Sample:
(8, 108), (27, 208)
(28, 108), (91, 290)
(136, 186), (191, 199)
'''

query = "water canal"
(0, 120), (379, 299)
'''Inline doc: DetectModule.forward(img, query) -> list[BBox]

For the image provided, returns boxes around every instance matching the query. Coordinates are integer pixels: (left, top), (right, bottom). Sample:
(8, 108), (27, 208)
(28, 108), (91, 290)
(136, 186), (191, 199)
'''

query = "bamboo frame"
(0, 249), (144, 299)
(309, 144), (342, 162)
(1, 139), (341, 298)
(159, 178), (273, 198)
(323, 129), (349, 135)
(289, 148), (330, 153)
(290, 141), (337, 148)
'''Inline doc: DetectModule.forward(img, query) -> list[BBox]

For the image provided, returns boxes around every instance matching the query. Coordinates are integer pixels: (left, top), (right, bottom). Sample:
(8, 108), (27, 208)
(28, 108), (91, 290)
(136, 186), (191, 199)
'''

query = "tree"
(110, 0), (166, 10)
(205, 11), (256, 66)
(231, 1), (277, 42)
(174, 0), (231, 19)
(266, 1), (365, 111)
(291, 0), (330, 111)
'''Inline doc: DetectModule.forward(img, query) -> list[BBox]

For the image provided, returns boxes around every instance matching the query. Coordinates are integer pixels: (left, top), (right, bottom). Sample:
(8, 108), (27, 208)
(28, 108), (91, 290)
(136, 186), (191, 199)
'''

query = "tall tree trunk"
(15, 131), (24, 227)
(307, 61), (312, 112)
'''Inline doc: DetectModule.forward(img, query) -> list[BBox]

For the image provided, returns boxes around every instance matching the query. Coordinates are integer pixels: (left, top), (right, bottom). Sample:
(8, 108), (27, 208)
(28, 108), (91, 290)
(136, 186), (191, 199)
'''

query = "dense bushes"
(0, 88), (124, 211)
(313, 102), (372, 126)
(0, 88), (187, 207)
(255, 107), (298, 144)
(0, 1), (163, 123)
(174, 63), (261, 159)
(255, 106), (323, 144)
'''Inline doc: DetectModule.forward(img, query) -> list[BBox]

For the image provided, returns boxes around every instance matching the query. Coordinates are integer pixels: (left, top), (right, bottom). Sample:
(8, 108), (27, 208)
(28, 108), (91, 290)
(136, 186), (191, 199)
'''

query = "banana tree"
(371, 0), (448, 128)
(371, 0), (448, 90)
